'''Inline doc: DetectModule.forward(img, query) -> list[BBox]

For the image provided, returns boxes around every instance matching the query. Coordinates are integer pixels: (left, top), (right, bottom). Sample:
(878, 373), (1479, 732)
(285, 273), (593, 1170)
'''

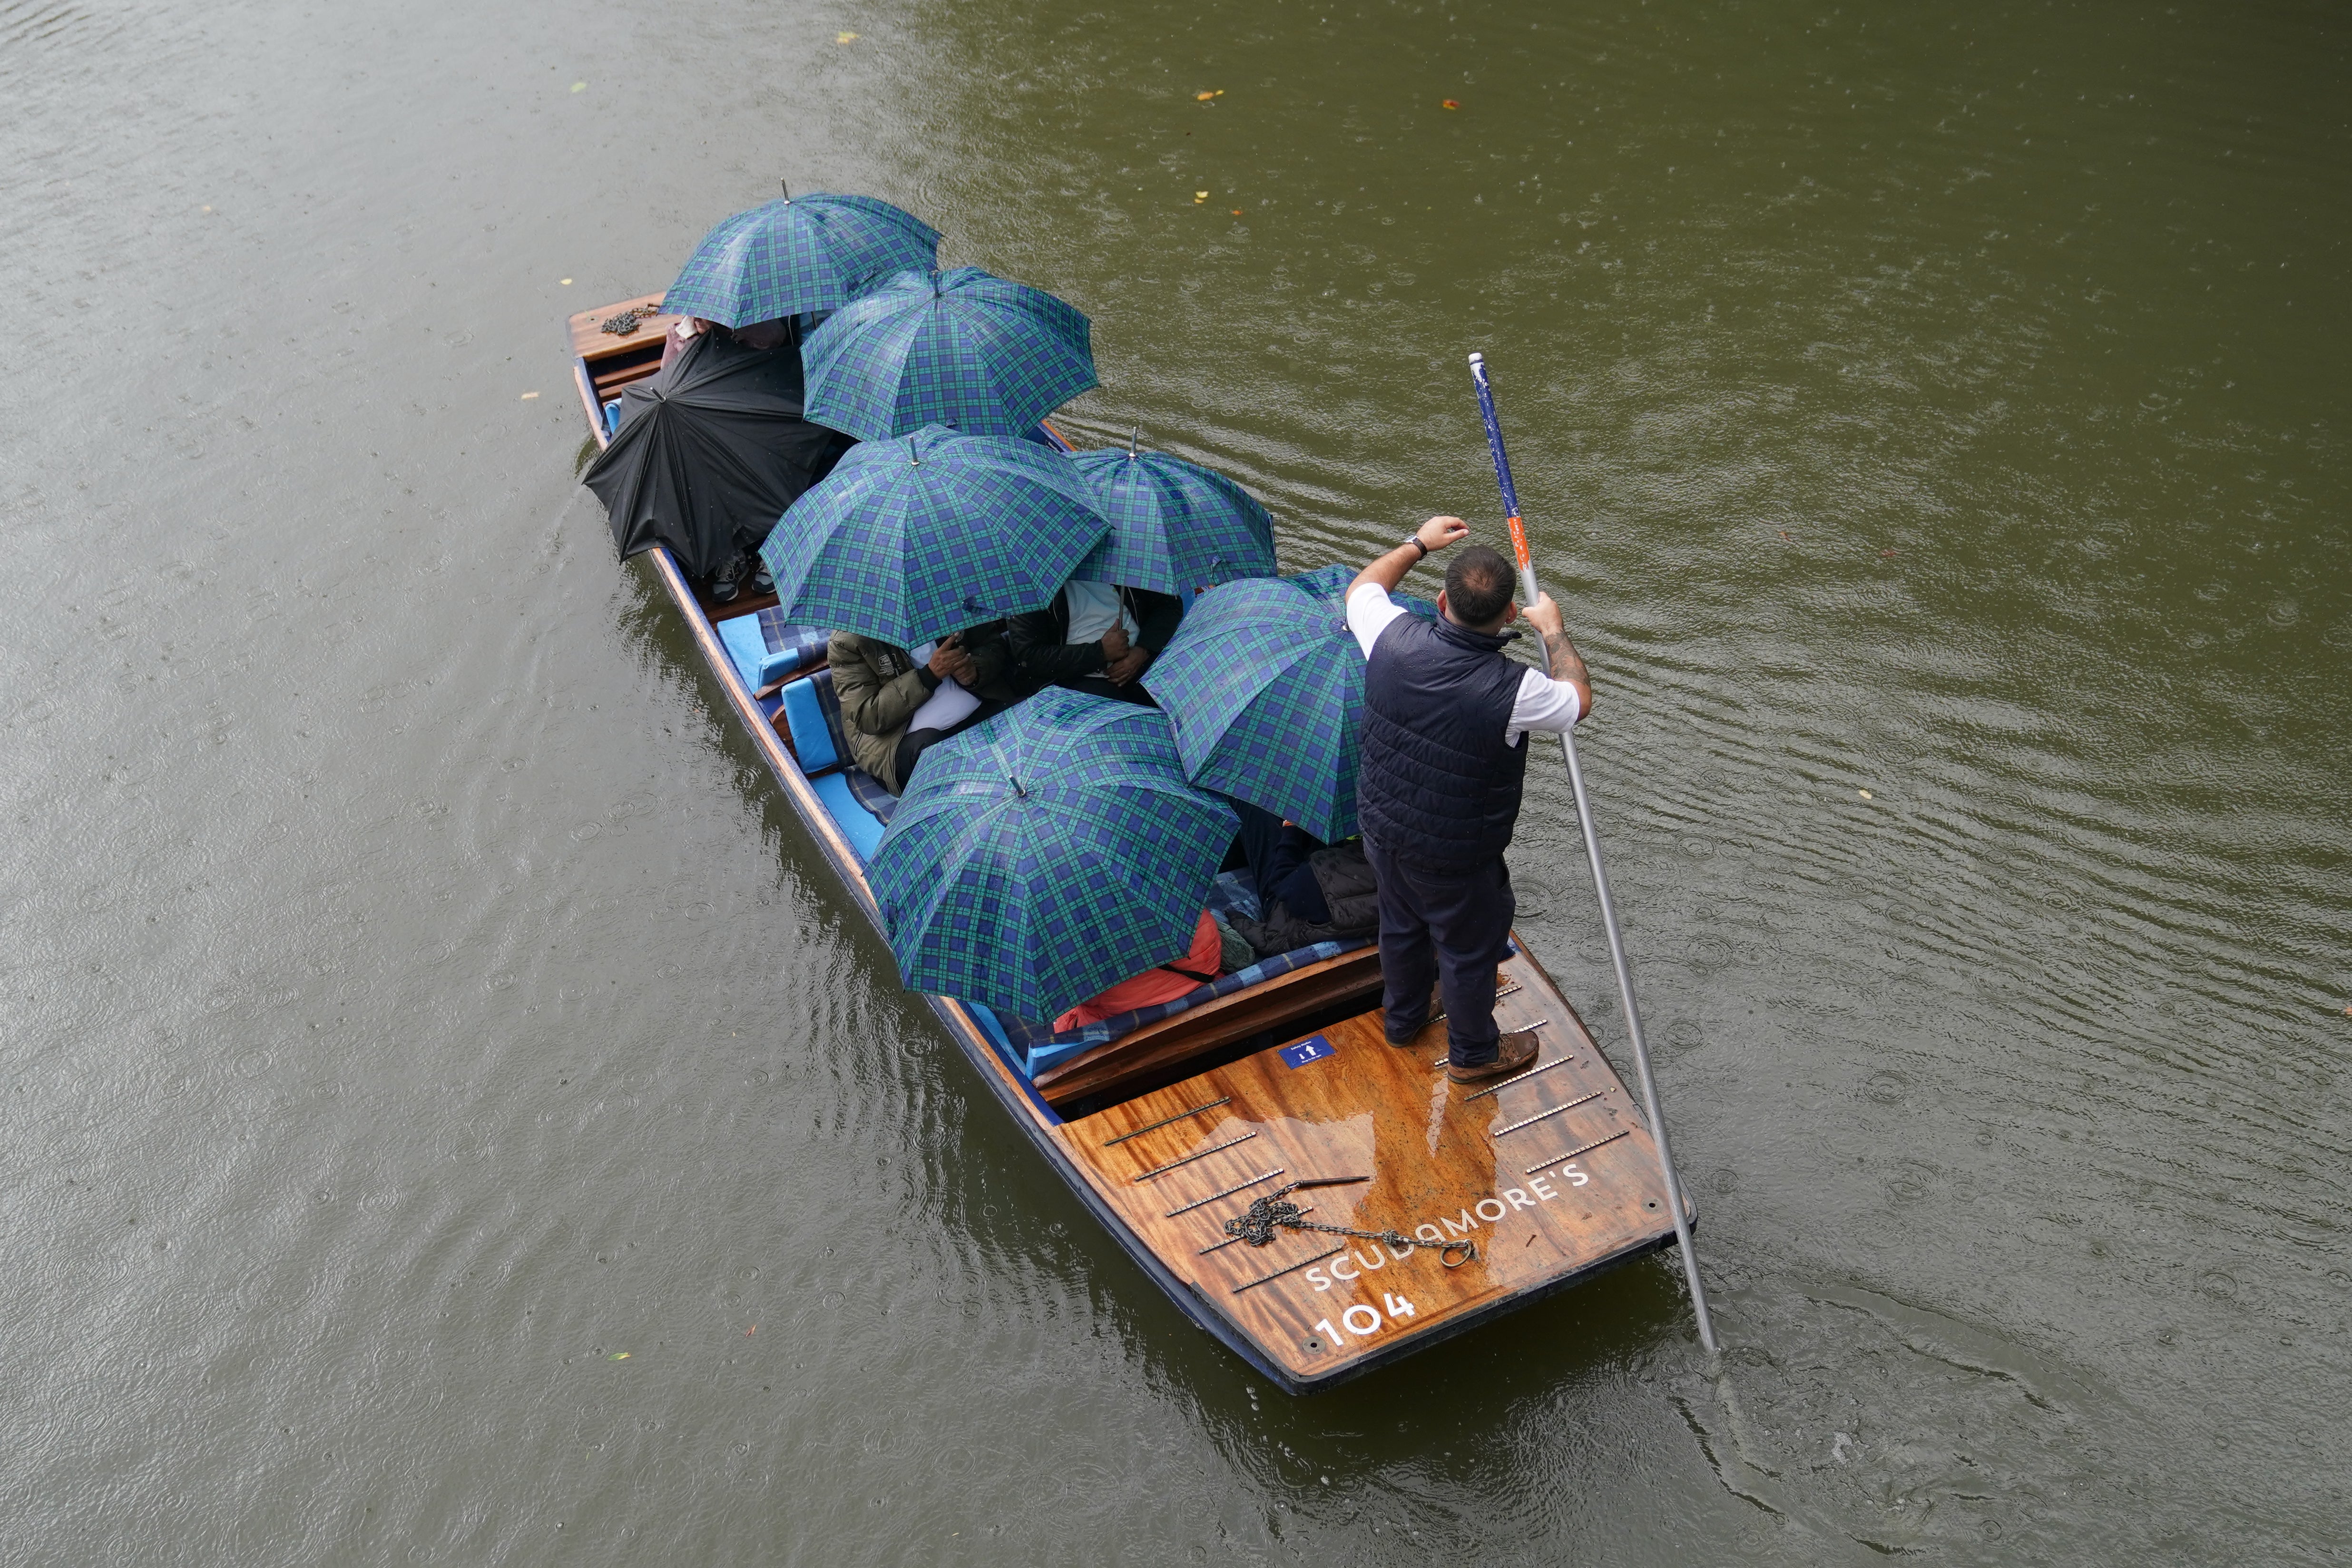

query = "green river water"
(4, 0), (2346, 1562)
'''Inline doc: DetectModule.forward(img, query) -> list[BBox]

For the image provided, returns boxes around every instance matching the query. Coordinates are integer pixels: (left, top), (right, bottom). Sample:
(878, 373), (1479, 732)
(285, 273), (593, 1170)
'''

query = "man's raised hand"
(1418, 516), (1471, 553)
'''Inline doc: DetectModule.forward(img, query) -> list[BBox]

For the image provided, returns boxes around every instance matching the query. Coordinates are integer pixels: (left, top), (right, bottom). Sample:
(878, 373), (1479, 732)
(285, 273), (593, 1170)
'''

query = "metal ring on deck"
(1441, 1239), (1478, 1268)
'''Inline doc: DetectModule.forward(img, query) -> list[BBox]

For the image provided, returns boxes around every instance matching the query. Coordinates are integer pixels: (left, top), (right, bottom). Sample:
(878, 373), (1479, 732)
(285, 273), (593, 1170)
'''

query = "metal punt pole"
(1466, 351), (1720, 1357)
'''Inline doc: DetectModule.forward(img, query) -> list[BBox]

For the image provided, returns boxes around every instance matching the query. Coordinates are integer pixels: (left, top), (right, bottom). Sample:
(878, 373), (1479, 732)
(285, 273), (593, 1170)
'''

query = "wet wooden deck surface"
(1053, 946), (1685, 1385)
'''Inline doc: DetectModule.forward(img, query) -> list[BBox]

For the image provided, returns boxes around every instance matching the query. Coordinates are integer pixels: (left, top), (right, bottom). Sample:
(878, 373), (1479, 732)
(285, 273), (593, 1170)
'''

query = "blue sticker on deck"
(1280, 1034), (1335, 1069)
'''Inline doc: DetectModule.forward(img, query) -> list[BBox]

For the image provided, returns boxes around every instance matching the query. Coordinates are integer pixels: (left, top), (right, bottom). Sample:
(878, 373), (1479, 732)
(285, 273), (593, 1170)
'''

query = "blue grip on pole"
(1469, 352), (1539, 603)
(1468, 353), (1521, 519)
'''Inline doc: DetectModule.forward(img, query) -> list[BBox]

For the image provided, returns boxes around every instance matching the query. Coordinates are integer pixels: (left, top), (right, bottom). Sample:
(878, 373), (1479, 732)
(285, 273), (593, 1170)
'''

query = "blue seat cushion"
(755, 609), (827, 677)
(777, 668), (893, 855)
(717, 611), (827, 691)
(778, 676), (841, 774)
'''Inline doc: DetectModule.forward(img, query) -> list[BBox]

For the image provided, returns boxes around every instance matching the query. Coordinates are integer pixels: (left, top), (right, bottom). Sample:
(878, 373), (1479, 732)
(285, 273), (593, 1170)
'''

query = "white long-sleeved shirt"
(1344, 582), (1582, 747)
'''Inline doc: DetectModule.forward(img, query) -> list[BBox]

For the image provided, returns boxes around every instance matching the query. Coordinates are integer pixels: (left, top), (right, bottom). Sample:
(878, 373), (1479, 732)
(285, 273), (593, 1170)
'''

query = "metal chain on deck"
(1222, 1179), (1477, 1267)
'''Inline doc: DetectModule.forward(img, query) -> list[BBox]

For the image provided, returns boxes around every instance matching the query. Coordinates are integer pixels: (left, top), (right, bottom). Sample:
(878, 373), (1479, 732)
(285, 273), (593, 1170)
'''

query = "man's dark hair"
(1444, 545), (1516, 628)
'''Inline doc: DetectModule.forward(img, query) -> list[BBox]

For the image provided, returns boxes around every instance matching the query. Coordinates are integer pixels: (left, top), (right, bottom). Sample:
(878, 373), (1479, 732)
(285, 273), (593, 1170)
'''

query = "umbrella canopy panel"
(870, 689), (1239, 1024)
(802, 267), (1098, 442)
(581, 333), (853, 580)
(661, 193), (941, 328)
(1065, 447), (1278, 598)
(1144, 564), (1434, 842)
(758, 424), (1108, 648)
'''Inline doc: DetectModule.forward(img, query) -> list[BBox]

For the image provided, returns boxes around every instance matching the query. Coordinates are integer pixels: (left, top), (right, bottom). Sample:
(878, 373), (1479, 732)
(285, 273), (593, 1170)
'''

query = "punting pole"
(1466, 351), (1720, 1357)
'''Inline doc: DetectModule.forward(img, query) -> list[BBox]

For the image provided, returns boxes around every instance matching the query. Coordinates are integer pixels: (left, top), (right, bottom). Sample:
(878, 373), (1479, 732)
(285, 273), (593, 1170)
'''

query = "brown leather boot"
(1446, 1028), (1539, 1085)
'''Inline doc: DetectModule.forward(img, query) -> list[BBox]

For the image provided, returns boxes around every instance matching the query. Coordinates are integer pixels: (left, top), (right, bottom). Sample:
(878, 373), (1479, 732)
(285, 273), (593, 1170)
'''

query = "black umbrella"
(582, 331), (853, 581)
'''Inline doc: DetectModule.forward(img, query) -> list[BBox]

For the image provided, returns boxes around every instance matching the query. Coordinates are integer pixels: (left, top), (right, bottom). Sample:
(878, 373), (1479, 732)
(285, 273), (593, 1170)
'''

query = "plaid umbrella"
(661, 193), (940, 327)
(1142, 565), (1435, 842)
(870, 689), (1239, 1023)
(757, 424), (1108, 647)
(802, 266), (1098, 442)
(1065, 446), (1278, 598)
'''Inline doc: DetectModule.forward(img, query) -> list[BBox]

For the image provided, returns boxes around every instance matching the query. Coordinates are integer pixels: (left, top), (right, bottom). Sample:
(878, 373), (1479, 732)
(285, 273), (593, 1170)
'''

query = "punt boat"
(565, 294), (1692, 1392)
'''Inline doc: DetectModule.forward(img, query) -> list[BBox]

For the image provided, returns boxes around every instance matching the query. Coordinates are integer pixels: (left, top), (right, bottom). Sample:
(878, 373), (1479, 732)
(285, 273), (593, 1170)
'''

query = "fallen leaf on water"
(571, 81), (586, 92)
(1231, 208), (1244, 216)
(746, 1325), (757, 1335)
(836, 30), (858, 42)
(520, 392), (540, 400)
(1196, 89), (1225, 100)
(1442, 98), (1460, 109)
(560, 277), (572, 285)
(1858, 789), (1873, 800)
(1194, 191), (1208, 202)
(201, 205), (212, 213)
(609, 1352), (629, 1360)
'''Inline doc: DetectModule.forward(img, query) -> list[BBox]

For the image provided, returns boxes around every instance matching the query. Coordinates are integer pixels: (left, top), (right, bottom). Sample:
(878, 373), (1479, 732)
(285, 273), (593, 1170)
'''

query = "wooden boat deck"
(1059, 945), (1680, 1384)
(563, 293), (1689, 1392)
(568, 291), (676, 405)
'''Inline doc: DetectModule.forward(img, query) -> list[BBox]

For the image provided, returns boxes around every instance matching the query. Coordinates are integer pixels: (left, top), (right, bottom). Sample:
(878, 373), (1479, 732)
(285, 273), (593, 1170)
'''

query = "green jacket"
(827, 625), (1020, 793)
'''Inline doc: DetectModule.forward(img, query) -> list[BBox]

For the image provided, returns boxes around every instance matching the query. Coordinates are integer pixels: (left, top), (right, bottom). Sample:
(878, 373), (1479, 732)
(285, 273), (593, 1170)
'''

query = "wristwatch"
(1403, 534), (1429, 560)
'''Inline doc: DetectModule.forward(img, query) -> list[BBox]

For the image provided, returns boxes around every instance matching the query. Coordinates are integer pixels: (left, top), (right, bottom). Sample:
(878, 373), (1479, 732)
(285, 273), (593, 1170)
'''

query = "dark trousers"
(890, 699), (1008, 792)
(1362, 835), (1514, 1066)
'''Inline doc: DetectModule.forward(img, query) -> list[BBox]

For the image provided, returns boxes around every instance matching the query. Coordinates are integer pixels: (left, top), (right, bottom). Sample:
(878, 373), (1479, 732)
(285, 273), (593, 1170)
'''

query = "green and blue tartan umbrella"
(1143, 564), (1435, 842)
(801, 266), (1098, 441)
(871, 689), (1239, 1023)
(661, 192), (940, 327)
(1065, 446), (1279, 597)
(758, 424), (1108, 647)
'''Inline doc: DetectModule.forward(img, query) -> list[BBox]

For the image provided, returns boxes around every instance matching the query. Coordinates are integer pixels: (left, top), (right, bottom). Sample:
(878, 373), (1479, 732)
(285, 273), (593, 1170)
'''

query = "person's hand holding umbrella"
(1105, 644), (1153, 687)
(927, 632), (979, 687)
(1098, 620), (1155, 686)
